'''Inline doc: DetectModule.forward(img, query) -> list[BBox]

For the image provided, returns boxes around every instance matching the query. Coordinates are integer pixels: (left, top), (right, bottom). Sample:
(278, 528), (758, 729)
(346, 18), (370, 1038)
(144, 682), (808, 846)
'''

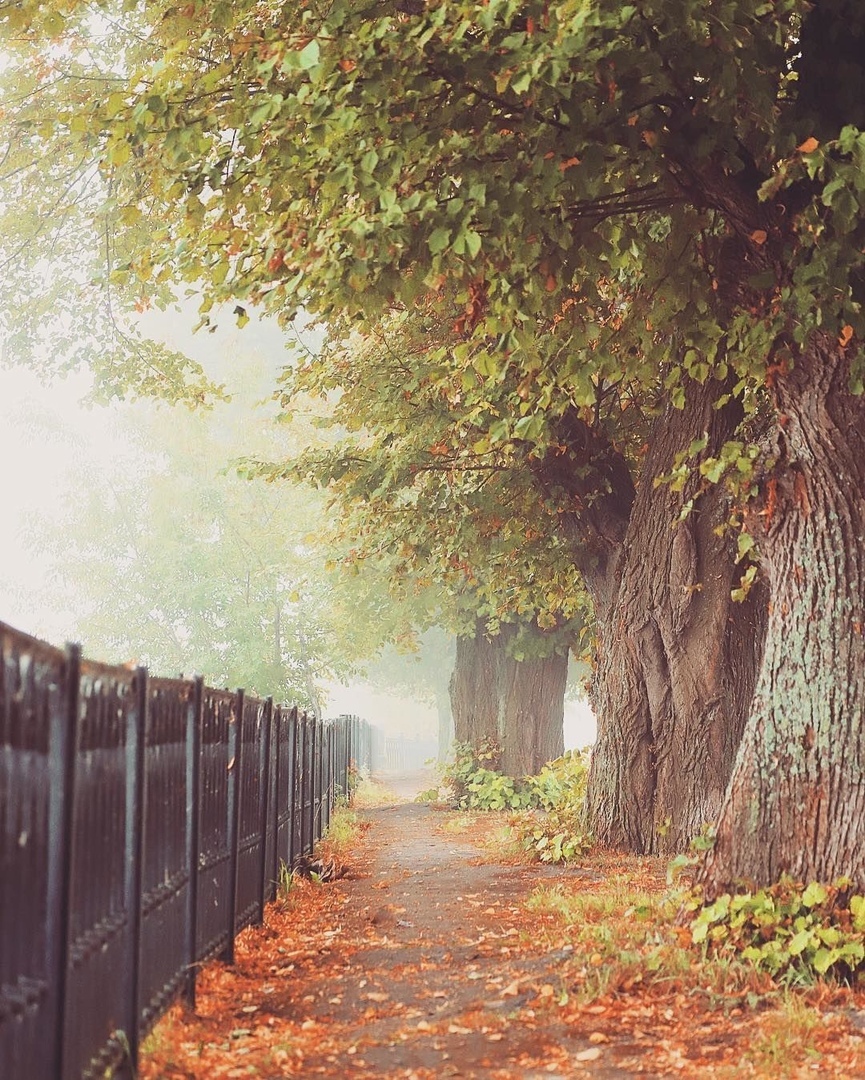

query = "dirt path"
(298, 801), (621, 1079)
(141, 793), (865, 1080)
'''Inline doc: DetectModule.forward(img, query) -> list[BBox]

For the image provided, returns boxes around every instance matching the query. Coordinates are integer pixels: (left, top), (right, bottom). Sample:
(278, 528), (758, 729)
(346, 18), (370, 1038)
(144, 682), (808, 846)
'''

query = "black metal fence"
(0, 620), (371, 1080)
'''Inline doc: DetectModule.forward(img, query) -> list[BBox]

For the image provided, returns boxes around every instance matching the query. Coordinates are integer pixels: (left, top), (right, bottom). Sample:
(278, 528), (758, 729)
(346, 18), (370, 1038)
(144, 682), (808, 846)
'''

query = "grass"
(351, 774), (399, 809)
(743, 992), (824, 1078)
(524, 879), (771, 1005)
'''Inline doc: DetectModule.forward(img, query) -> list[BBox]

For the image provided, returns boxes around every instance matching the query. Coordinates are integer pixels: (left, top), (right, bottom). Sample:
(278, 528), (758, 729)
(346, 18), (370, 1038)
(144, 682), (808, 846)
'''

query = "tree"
(272, 308), (580, 776)
(362, 629), (455, 759)
(448, 618), (567, 775)
(23, 349), (410, 709)
(279, 296), (757, 836)
(5, 1), (865, 886)
(1, 0), (752, 840)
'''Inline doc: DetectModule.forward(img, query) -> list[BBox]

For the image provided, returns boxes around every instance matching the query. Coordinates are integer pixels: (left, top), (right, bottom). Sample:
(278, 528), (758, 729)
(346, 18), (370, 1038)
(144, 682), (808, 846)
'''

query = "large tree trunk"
(449, 620), (501, 748)
(498, 649), (567, 775)
(701, 335), (865, 891)
(449, 620), (566, 776)
(569, 379), (767, 854)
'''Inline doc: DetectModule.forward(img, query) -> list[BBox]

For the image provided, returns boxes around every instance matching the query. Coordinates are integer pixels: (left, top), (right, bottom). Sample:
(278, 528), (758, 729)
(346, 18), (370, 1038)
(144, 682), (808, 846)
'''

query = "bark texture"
(701, 336), (865, 891)
(584, 382), (767, 854)
(539, 377), (766, 855)
(448, 620), (566, 776)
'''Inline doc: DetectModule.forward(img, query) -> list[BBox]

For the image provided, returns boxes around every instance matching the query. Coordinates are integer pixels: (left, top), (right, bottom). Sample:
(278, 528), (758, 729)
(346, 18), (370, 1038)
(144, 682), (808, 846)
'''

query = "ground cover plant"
(443, 745), (865, 985)
(438, 742), (592, 863)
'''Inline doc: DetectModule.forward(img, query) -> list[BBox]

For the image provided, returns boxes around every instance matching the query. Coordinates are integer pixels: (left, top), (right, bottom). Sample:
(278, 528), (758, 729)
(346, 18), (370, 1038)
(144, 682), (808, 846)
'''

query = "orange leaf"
(750, 229), (768, 245)
(339, 58), (357, 73)
(839, 324), (854, 347)
(558, 155), (580, 171)
(797, 136), (819, 154)
(545, 274), (557, 292)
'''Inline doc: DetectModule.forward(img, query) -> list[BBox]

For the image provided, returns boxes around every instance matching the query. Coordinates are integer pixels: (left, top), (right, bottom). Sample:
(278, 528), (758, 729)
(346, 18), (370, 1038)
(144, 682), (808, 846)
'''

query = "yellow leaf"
(797, 136), (819, 154)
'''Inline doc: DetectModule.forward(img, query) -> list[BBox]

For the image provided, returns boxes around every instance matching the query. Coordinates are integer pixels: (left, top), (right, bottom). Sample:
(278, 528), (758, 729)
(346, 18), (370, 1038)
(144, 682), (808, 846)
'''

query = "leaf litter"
(140, 803), (865, 1079)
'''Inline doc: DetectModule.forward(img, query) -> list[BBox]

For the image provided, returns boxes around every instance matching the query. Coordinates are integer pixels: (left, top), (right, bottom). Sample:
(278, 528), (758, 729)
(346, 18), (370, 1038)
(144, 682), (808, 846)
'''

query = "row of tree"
(2, 1), (864, 894)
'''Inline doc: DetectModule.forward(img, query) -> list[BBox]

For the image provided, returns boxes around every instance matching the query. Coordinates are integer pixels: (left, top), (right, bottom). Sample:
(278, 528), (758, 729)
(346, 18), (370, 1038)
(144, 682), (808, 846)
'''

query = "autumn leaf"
(798, 136), (820, 154)
(750, 229), (768, 245)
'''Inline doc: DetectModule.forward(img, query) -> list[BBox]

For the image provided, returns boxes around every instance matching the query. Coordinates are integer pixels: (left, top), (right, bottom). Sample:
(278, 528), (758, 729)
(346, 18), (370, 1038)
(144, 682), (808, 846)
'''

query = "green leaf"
(787, 928), (813, 956)
(428, 227), (450, 255)
(850, 895), (865, 932)
(463, 229), (482, 259)
(298, 39), (321, 70)
(801, 882), (828, 908)
(812, 947), (837, 974)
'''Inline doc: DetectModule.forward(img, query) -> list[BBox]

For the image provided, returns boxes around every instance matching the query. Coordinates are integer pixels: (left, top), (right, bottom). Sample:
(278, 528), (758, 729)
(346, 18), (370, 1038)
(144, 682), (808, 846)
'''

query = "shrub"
(440, 738), (502, 807)
(684, 877), (865, 983)
(441, 742), (593, 862)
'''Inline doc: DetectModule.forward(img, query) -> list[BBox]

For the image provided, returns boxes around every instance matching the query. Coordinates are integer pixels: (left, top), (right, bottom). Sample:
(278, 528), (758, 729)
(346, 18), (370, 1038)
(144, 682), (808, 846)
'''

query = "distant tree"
(363, 629), (455, 759)
(24, 353), (409, 708)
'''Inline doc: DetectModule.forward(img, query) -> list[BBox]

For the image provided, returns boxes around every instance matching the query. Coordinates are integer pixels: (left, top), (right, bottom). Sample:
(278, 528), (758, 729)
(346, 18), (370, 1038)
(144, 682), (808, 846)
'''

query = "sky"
(0, 365), (117, 641)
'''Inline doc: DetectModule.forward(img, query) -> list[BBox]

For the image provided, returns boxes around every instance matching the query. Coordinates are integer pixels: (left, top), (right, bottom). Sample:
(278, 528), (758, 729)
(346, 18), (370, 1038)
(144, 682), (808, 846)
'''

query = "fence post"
(311, 717), (320, 845)
(46, 642), (81, 1080)
(288, 707), (298, 867)
(308, 715), (317, 853)
(347, 716), (354, 795)
(118, 666), (148, 1078)
(184, 677), (203, 1008)
(299, 712), (309, 859)
(258, 697), (273, 918)
(270, 706), (280, 898)
(223, 689), (244, 964)
(322, 722), (331, 834)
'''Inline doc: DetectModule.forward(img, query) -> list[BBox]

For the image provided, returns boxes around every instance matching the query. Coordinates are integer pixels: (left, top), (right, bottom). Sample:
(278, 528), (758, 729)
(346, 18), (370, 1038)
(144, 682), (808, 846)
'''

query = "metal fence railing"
(0, 620), (371, 1080)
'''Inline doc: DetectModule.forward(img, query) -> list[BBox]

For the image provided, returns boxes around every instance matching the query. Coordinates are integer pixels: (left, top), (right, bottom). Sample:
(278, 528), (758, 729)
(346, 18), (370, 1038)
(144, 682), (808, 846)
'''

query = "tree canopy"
(3, 0), (865, 889)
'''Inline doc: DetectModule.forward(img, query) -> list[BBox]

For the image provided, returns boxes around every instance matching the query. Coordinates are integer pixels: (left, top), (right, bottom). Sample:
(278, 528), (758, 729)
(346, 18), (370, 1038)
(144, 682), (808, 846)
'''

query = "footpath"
(140, 781), (865, 1079)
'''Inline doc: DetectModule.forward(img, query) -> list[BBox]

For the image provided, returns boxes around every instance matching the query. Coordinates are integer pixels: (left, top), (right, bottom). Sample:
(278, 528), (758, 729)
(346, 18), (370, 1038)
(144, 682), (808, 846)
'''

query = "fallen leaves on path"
(139, 806), (865, 1079)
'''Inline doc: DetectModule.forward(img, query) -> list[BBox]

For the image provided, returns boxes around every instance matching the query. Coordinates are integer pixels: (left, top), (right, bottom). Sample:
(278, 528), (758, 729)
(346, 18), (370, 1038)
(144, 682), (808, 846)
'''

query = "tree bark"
(701, 335), (865, 891)
(498, 643), (567, 775)
(449, 620), (501, 748)
(448, 619), (566, 775)
(564, 379), (768, 855)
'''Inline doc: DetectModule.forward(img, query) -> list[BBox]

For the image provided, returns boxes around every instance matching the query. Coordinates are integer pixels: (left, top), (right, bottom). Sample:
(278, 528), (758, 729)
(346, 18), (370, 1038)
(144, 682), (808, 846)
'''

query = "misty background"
(0, 305), (596, 750)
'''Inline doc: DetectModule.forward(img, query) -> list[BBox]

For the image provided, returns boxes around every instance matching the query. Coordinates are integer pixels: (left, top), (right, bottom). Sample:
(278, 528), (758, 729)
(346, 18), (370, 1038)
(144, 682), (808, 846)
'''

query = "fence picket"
(0, 621), (373, 1080)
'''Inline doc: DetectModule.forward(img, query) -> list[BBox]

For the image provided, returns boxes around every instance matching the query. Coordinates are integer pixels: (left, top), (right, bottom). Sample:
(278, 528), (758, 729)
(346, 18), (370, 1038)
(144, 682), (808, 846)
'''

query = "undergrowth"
(439, 741), (591, 863)
(443, 741), (865, 985)
(684, 877), (865, 985)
